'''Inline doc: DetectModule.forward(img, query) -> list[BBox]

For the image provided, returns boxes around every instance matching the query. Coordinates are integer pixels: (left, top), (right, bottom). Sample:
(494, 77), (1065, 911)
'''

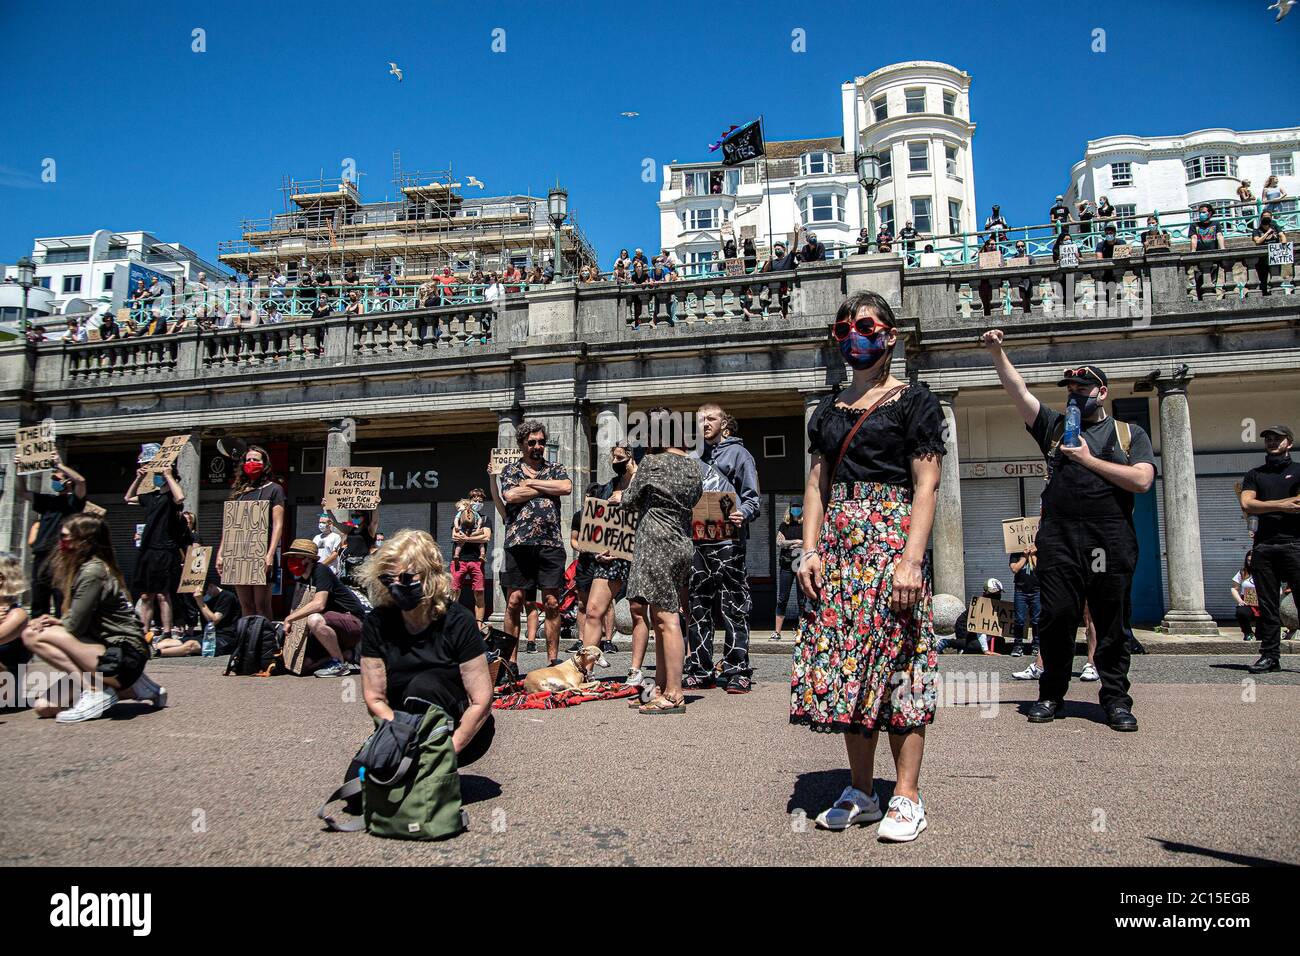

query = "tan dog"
(523, 645), (610, 694)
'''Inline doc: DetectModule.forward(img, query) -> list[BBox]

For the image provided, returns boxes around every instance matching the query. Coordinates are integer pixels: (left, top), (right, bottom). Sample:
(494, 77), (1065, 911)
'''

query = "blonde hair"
(355, 529), (453, 618)
(454, 498), (476, 526)
(0, 552), (26, 603)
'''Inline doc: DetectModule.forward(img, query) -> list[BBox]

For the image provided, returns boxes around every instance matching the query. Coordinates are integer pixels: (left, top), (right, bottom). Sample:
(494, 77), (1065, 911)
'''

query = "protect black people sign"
(968, 596), (1014, 638)
(692, 491), (739, 542)
(573, 497), (636, 562)
(15, 420), (58, 475)
(221, 500), (270, 586)
(324, 466), (381, 511)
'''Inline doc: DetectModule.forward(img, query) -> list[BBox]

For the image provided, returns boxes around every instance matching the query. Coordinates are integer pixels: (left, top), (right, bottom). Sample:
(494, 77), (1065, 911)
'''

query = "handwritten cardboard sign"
(1058, 243), (1079, 268)
(179, 545), (213, 594)
(488, 447), (517, 476)
(968, 595), (1014, 638)
(1112, 243), (1134, 259)
(1268, 242), (1294, 266)
(692, 491), (739, 543)
(82, 501), (107, 518)
(978, 251), (1003, 269)
(1004, 256), (1031, 267)
(281, 584), (318, 675)
(572, 497), (636, 562)
(146, 435), (191, 476)
(323, 466), (381, 511)
(725, 257), (745, 276)
(220, 499), (270, 586)
(16, 420), (58, 476)
(1002, 516), (1041, 554)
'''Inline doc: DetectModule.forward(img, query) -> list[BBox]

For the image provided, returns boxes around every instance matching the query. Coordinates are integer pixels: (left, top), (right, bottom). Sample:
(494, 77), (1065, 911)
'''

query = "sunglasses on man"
(524, 439), (547, 448)
(832, 317), (892, 341)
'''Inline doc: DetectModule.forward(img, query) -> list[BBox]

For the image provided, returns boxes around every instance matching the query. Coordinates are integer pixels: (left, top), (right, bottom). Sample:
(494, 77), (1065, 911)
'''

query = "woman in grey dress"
(622, 408), (702, 714)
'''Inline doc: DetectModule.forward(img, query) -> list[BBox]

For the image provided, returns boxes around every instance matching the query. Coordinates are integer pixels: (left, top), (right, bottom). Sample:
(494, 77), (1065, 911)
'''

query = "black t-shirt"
(32, 493), (85, 553)
(1242, 456), (1300, 544)
(137, 488), (184, 551)
(306, 562), (366, 618)
(361, 602), (487, 718)
(1009, 552), (1039, 592)
(234, 482), (286, 551)
(1030, 405), (1156, 521)
(808, 384), (947, 488)
(344, 519), (376, 557)
(778, 520), (803, 568)
(204, 587), (242, 647)
(1050, 204), (1070, 223)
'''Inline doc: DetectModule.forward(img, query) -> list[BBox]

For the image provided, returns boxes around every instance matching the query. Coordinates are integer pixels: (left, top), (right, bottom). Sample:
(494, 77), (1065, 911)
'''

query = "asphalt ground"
(1, 651), (1297, 867)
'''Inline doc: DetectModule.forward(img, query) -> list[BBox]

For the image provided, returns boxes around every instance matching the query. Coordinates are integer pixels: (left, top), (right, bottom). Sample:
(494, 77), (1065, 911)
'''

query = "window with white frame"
(871, 96), (888, 122)
(802, 192), (844, 224)
(1114, 204), (1137, 231)
(683, 171), (708, 196)
(680, 207), (720, 230)
(1272, 154), (1295, 177)
(461, 207), (480, 218)
(1109, 162), (1132, 187)
(908, 142), (929, 173)
(62, 275), (82, 294)
(800, 152), (833, 176)
(1185, 154), (1237, 182)
(878, 202), (895, 235)
(905, 88), (926, 113)
(948, 199), (962, 237)
(878, 149), (892, 180)
(942, 91), (957, 116)
(945, 144), (960, 178)
(685, 251), (717, 267)
(911, 198), (933, 234)
(723, 168), (741, 194)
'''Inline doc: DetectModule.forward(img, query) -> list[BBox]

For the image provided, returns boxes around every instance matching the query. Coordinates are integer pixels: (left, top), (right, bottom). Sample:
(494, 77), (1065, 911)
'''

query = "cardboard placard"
(1002, 516), (1041, 554)
(179, 545), (213, 594)
(323, 466), (381, 511)
(15, 420), (58, 476)
(1058, 243), (1079, 268)
(488, 447), (517, 476)
(87, 328), (102, 342)
(1112, 243), (1134, 259)
(968, 596), (1014, 638)
(978, 251), (1003, 269)
(1144, 236), (1170, 251)
(572, 497), (636, 562)
(1268, 242), (1294, 266)
(220, 499), (270, 586)
(281, 584), (318, 675)
(82, 501), (107, 518)
(1242, 586), (1258, 608)
(146, 434), (191, 476)
(692, 491), (739, 543)
(1004, 256), (1031, 267)
(725, 257), (745, 276)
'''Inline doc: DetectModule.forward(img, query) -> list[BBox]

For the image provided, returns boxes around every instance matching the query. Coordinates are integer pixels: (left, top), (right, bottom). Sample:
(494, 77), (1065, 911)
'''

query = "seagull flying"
(621, 111), (639, 118)
(466, 175), (485, 189)
(1269, 0), (1294, 20)
(388, 62), (403, 82)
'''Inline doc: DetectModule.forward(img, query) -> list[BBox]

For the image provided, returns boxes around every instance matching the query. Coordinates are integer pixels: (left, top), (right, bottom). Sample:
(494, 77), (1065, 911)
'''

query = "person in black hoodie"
(799, 232), (827, 263)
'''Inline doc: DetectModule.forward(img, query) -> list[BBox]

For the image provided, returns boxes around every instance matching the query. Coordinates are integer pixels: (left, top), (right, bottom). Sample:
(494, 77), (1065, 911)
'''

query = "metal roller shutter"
(1197, 475), (1252, 619)
(1023, 477), (1045, 518)
(746, 502), (772, 578)
(377, 503), (433, 540)
(960, 477), (1020, 600)
(100, 501), (145, 586)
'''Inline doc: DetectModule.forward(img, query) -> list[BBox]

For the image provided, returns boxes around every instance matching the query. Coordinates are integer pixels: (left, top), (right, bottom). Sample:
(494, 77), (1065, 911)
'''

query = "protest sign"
(572, 497), (636, 562)
(968, 596), (1014, 638)
(978, 251), (1003, 269)
(1113, 243), (1134, 259)
(725, 257), (745, 276)
(488, 447), (517, 476)
(1268, 242), (1294, 266)
(1002, 516), (1041, 553)
(82, 501), (107, 518)
(220, 500), (270, 586)
(1058, 243), (1080, 268)
(1004, 256), (1031, 267)
(281, 585), (318, 675)
(179, 545), (213, 594)
(692, 491), (739, 543)
(15, 420), (58, 475)
(323, 466), (381, 511)
(146, 435), (191, 476)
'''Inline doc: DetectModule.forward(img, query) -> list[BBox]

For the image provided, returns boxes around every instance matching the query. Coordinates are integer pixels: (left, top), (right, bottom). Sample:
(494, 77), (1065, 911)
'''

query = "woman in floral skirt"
(791, 291), (945, 842)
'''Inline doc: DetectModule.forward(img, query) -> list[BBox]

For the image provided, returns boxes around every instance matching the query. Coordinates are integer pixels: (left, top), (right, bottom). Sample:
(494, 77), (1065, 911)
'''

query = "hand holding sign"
(573, 497), (636, 562)
(488, 448), (517, 476)
(1002, 516), (1041, 554)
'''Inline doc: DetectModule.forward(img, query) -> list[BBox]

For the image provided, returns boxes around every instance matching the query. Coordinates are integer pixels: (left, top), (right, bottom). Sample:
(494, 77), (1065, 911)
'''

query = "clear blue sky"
(1, 0), (1294, 271)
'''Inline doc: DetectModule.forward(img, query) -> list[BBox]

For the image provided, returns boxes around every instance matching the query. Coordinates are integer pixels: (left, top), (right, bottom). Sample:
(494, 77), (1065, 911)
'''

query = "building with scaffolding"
(218, 162), (598, 282)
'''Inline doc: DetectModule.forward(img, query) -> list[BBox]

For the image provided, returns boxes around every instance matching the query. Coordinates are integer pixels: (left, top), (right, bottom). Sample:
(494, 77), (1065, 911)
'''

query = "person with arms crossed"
(1238, 425), (1300, 673)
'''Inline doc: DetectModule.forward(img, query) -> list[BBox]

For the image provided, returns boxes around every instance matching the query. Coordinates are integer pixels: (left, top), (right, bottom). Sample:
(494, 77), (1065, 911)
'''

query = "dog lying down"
(522, 645), (610, 694)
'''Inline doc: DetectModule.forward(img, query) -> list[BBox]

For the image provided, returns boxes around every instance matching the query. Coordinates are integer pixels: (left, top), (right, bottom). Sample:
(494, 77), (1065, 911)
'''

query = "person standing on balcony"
(983, 205), (1009, 246)
(310, 295), (332, 319)
(1140, 215), (1170, 250)
(216, 445), (286, 620)
(684, 402), (761, 693)
(1075, 200), (1096, 245)
(1261, 175), (1287, 215)
(980, 332), (1156, 732)
(483, 272), (505, 303)
(1049, 195), (1071, 236)
(1096, 196), (1116, 229)
(1238, 425), (1300, 675)
(629, 258), (652, 330)
(1189, 203), (1226, 300)
(757, 241), (798, 318)
(613, 249), (632, 283)
(125, 444), (187, 644)
(1237, 180), (1255, 208)
(269, 268), (287, 311)
(437, 266), (459, 305)
(1251, 211), (1288, 296)
(876, 224), (894, 254)
(897, 220), (919, 266)
(799, 232), (827, 263)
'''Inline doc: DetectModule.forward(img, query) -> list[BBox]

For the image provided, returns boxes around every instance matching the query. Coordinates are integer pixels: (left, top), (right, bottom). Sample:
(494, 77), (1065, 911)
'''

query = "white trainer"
(877, 794), (927, 842)
(130, 673), (168, 708)
(813, 785), (883, 831)
(1080, 663), (1100, 682)
(625, 668), (644, 688)
(1012, 662), (1044, 681)
(55, 687), (119, 723)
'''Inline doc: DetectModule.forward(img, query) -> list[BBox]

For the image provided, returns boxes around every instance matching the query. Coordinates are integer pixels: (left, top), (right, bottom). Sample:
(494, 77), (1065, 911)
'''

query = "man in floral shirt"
(496, 421), (572, 663)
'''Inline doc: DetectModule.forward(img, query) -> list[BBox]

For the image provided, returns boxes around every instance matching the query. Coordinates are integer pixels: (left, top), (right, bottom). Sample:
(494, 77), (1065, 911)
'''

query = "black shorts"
(0, 638), (32, 674)
(502, 545), (566, 592)
(97, 643), (148, 689)
(133, 547), (181, 593)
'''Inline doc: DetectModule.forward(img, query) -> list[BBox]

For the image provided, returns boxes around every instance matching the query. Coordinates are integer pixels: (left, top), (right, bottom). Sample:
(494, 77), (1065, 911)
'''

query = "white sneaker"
(55, 687), (119, 723)
(1080, 663), (1100, 682)
(625, 668), (644, 687)
(770, 631), (782, 642)
(877, 794), (927, 842)
(813, 785), (883, 831)
(130, 673), (168, 708)
(1012, 662), (1043, 680)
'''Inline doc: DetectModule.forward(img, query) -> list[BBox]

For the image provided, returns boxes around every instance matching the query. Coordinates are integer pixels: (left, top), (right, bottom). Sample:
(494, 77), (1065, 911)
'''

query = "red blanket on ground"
(492, 680), (640, 710)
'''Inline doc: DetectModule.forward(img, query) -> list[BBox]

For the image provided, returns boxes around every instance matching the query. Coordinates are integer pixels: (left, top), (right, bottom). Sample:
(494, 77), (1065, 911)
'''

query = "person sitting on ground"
(0, 553), (32, 689)
(1231, 550), (1260, 642)
(281, 537), (368, 677)
(22, 515), (167, 721)
(199, 580), (242, 655)
(936, 579), (1004, 655)
(357, 530), (495, 766)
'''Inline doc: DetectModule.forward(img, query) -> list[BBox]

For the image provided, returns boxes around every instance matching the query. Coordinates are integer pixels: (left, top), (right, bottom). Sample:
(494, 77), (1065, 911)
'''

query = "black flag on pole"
(720, 119), (764, 167)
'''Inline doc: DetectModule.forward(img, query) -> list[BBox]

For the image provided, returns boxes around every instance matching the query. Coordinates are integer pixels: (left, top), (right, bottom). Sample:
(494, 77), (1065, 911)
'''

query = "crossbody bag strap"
(831, 384), (908, 482)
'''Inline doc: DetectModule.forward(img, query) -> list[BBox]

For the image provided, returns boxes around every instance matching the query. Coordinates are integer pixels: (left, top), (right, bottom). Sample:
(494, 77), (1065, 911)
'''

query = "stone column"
(488, 409), (518, 627)
(324, 418), (355, 522)
(1155, 376), (1218, 634)
(931, 391), (966, 602)
(177, 431), (202, 523)
(801, 389), (830, 489)
(593, 401), (627, 485)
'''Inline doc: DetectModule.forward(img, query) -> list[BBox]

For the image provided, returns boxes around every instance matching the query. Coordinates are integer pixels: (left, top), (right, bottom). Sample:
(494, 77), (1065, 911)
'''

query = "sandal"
(630, 686), (661, 708)
(638, 693), (685, 715)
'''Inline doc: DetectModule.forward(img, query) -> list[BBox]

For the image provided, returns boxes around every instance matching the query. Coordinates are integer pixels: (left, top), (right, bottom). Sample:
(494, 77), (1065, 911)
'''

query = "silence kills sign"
(1002, 516), (1041, 553)
(573, 497), (636, 562)
(720, 119), (764, 167)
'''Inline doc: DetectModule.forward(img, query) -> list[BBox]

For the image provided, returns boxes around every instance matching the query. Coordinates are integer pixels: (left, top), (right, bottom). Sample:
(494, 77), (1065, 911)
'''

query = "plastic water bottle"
(1063, 404), (1082, 447)
(202, 622), (217, 658)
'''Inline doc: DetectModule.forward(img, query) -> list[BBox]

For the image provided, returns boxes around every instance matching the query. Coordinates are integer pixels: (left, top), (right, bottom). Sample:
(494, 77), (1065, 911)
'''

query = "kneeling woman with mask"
(355, 530), (495, 767)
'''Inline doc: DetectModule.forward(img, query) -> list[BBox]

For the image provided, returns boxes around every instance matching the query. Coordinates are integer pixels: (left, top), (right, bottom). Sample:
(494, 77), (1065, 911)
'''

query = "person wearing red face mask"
(215, 445), (285, 619)
(280, 538), (366, 677)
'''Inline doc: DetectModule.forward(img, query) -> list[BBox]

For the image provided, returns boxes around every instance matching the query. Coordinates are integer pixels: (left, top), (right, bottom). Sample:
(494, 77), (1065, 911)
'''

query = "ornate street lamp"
(855, 153), (882, 252)
(16, 255), (35, 336)
(547, 184), (568, 280)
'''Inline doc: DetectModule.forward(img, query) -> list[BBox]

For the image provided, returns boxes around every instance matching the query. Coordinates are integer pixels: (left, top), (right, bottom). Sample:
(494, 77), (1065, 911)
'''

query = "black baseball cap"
(1261, 424), (1294, 442)
(1058, 365), (1108, 388)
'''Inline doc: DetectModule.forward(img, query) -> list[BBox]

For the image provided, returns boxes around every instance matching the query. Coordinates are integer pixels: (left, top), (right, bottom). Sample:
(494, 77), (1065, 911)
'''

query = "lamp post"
(855, 153), (882, 252)
(547, 184), (568, 281)
(16, 255), (35, 336)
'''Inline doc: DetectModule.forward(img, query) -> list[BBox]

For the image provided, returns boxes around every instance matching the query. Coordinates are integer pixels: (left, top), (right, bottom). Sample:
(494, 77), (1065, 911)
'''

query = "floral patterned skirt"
(789, 481), (938, 735)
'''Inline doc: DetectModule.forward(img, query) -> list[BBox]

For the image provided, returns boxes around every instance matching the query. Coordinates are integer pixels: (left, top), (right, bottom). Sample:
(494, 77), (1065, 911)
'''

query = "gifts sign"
(573, 497), (636, 562)
(692, 491), (738, 542)
(16, 420), (58, 475)
(146, 435), (191, 476)
(1002, 516), (1041, 554)
(179, 545), (213, 594)
(221, 500), (270, 586)
(323, 466), (381, 511)
(968, 596), (1014, 638)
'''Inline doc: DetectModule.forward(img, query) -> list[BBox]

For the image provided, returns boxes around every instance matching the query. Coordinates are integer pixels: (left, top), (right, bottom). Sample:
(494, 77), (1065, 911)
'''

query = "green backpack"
(319, 704), (467, 841)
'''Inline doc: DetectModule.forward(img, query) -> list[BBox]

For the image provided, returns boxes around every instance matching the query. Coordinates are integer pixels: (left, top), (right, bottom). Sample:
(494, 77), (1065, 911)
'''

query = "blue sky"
(1, 0), (1294, 271)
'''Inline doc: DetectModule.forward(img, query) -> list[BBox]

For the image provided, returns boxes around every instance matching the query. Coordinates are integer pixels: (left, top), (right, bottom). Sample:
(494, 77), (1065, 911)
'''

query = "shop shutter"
(1197, 475), (1252, 618)
(379, 503), (432, 539)
(959, 477), (1020, 601)
(745, 499), (772, 579)
(100, 500), (145, 586)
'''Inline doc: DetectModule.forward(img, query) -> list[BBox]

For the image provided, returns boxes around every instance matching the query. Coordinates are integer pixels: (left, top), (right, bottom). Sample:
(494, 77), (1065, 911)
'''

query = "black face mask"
(389, 580), (424, 611)
(1265, 450), (1291, 466)
(611, 459), (629, 476)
